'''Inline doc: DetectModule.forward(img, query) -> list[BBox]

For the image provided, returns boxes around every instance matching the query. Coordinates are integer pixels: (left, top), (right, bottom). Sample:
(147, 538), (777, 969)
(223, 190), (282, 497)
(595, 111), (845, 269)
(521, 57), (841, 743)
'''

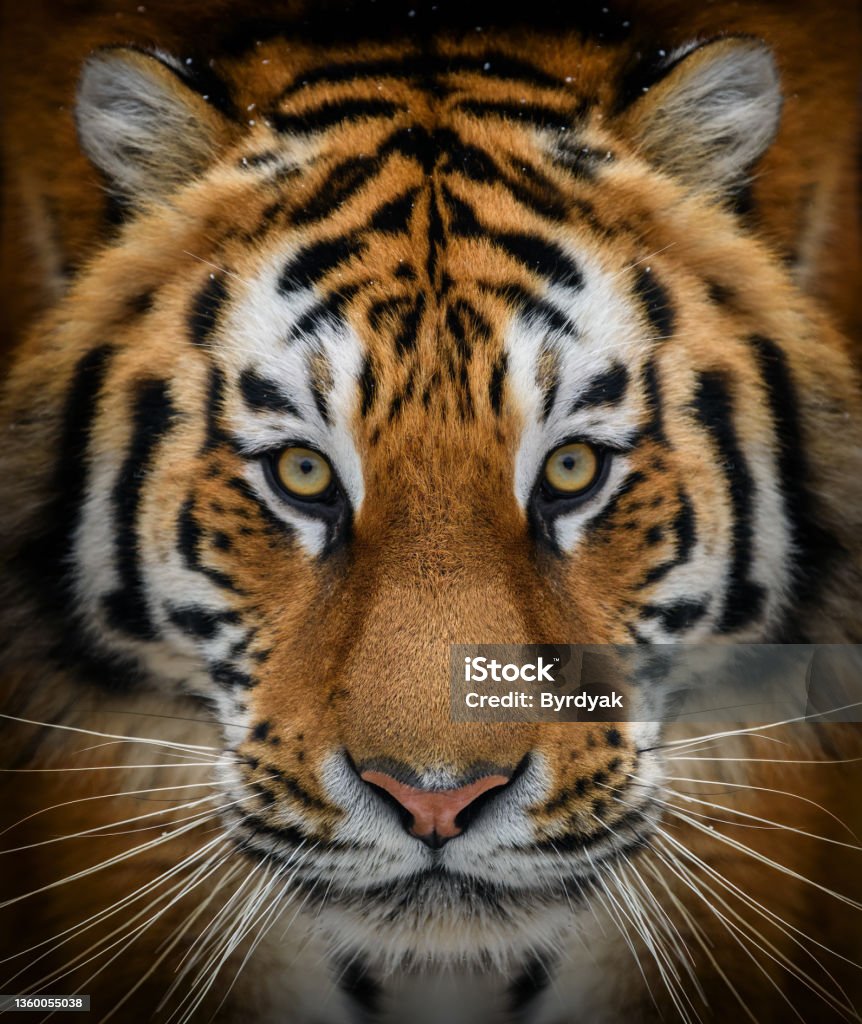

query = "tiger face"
(3, 23), (861, 978)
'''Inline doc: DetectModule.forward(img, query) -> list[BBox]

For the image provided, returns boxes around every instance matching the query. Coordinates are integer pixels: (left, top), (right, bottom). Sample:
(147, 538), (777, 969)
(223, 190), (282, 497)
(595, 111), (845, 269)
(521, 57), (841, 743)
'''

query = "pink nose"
(360, 770), (511, 846)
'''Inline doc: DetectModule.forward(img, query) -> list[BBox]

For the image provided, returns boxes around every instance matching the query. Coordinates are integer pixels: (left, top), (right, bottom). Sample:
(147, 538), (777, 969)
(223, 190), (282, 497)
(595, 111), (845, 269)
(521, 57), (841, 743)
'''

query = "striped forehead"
(211, 218), (657, 465)
(215, 255), (366, 508)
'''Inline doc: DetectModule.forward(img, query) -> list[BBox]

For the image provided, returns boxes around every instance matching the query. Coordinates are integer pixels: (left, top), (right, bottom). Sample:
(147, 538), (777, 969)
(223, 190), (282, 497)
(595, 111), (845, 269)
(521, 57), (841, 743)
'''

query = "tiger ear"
(76, 47), (233, 204)
(625, 37), (782, 195)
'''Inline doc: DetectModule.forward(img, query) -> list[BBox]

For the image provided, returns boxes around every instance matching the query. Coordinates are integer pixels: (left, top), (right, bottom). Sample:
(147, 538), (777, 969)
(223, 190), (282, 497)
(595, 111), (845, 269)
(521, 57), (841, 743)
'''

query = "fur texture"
(1, 2), (861, 1022)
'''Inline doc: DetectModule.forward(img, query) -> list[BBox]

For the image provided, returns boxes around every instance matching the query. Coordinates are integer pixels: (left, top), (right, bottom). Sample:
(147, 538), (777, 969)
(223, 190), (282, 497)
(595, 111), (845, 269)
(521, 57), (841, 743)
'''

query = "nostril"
(452, 779), (509, 833)
(358, 766), (515, 846)
(361, 777), (416, 834)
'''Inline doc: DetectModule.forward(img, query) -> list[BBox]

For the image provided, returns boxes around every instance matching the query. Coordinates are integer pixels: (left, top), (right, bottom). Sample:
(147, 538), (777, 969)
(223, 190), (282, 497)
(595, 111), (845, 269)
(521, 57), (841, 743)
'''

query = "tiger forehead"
(214, 42), (651, 431)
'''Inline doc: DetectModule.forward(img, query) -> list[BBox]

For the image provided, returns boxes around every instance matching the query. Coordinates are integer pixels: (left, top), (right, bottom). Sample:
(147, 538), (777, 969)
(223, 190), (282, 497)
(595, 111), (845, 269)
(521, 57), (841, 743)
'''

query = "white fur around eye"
(506, 250), (647, 553)
(215, 251), (367, 555)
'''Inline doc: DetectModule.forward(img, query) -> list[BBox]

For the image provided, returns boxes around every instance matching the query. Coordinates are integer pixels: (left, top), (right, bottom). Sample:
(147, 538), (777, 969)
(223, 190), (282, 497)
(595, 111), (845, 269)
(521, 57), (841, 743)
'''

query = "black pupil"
(562, 455), (576, 471)
(299, 458), (314, 475)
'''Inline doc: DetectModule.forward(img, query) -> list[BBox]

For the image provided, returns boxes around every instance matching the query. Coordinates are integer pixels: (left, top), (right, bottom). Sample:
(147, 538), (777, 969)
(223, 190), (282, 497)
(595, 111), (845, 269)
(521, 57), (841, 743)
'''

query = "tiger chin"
(1, 3), (862, 1023)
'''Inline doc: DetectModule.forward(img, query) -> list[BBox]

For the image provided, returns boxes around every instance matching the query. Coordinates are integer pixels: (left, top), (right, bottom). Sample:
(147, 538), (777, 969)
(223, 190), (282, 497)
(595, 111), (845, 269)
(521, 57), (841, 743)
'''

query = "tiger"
(2, 1), (862, 1022)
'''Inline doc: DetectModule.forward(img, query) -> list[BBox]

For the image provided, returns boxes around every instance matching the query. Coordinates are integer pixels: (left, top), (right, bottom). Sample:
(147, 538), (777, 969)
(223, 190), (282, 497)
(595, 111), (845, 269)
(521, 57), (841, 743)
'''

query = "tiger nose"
(360, 769), (512, 848)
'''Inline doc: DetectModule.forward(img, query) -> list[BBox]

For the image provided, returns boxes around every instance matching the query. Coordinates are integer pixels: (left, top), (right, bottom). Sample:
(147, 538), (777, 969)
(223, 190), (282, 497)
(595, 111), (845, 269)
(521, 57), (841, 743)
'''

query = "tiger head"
(2, 29), (861, 968)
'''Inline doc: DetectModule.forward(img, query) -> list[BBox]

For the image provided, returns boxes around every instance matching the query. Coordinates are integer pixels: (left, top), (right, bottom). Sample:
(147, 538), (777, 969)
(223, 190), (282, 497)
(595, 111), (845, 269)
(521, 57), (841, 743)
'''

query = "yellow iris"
(543, 442), (599, 495)
(275, 447), (332, 499)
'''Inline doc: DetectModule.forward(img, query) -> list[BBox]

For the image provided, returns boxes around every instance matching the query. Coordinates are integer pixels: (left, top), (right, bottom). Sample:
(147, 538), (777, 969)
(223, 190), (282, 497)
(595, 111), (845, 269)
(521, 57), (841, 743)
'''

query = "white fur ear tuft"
(76, 48), (231, 204)
(626, 37), (782, 195)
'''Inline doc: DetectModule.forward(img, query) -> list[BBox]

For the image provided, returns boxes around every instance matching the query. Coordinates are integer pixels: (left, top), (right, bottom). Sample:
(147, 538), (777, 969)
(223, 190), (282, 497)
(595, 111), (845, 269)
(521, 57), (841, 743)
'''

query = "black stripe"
(291, 154), (381, 226)
(426, 188), (445, 283)
(167, 605), (239, 640)
(569, 363), (629, 413)
(585, 471), (645, 536)
(446, 305), (472, 361)
(489, 354), (507, 415)
(440, 184), (481, 237)
(211, 661), (256, 690)
(280, 236), (363, 292)
(748, 334), (835, 607)
(485, 282), (578, 337)
(641, 358), (666, 442)
(456, 98), (572, 132)
(634, 267), (675, 341)
(641, 598), (709, 633)
(378, 125), (436, 172)
(693, 372), (766, 631)
(368, 296), (411, 332)
(554, 138), (614, 180)
(279, 52), (566, 99)
(102, 379), (175, 638)
(263, 764), (328, 810)
(272, 98), (400, 134)
(287, 289), (355, 342)
(239, 369), (300, 416)
(369, 188), (418, 234)
(177, 498), (240, 593)
(202, 366), (228, 451)
(451, 298), (492, 343)
(394, 294), (424, 355)
(492, 231), (583, 290)
(189, 273), (228, 347)
(51, 346), (115, 554)
(438, 130), (569, 222)
(23, 345), (114, 595)
(673, 488), (696, 562)
(14, 346), (150, 688)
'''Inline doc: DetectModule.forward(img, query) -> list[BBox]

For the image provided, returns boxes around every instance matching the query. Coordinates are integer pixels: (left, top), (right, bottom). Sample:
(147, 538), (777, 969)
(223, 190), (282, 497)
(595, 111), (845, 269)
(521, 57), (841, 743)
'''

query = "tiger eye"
(275, 447), (332, 499)
(543, 442), (600, 495)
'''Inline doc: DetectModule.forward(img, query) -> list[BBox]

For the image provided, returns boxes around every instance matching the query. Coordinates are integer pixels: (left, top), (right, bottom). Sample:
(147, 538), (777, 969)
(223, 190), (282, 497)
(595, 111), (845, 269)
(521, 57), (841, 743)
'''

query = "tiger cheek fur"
(2, 5), (862, 1023)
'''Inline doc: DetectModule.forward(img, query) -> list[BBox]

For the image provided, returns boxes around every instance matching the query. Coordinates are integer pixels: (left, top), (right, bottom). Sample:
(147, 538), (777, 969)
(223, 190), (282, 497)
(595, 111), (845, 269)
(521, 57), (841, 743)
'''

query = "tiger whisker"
(0, 761), (237, 773)
(43, 836), (239, 1008)
(6, 827), (231, 996)
(654, 831), (858, 1021)
(171, 857), (283, 1024)
(584, 849), (659, 1013)
(640, 852), (734, 1006)
(656, 837), (815, 1022)
(98, 858), (246, 1024)
(597, 783), (862, 1007)
(0, 794), (251, 912)
(73, 740), (224, 765)
(656, 812), (862, 969)
(657, 701), (862, 750)
(662, 785), (862, 851)
(0, 711), (223, 756)
(208, 846), (322, 1023)
(659, 774), (861, 840)
(1, 829), (235, 973)
(0, 793), (222, 855)
(655, 824), (862, 1018)
(162, 852), (274, 1017)
(0, 781), (221, 838)
(598, 825), (701, 1024)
